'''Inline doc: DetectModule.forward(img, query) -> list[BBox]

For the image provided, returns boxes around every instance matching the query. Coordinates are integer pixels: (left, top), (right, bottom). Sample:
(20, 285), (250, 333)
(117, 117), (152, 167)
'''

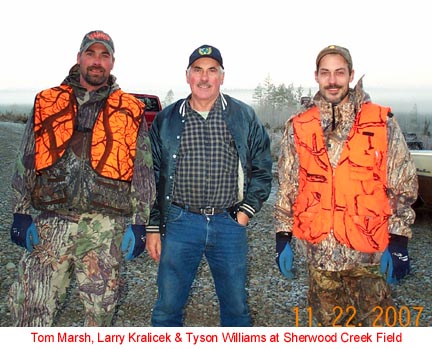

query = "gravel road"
(0, 121), (431, 327)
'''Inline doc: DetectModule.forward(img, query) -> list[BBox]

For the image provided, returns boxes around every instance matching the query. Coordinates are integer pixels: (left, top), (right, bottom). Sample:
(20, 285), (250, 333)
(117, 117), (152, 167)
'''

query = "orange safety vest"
(292, 103), (392, 252)
(34, 85), (144, 181)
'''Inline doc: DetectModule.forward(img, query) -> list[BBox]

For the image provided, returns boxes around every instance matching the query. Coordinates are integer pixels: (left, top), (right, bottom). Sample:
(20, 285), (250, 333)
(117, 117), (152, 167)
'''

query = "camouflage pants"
(308, 265), (393, 326)
(8, 212), (126, 326)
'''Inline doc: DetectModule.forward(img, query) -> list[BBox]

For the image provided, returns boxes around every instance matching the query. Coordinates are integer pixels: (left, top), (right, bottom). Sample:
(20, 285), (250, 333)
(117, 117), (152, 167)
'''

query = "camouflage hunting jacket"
(274, 78), (418, 271)
(11, 66), (155, 225)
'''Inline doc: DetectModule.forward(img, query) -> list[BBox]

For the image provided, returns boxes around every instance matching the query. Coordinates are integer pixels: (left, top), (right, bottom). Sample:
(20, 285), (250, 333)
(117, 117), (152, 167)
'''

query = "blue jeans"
(151, 204), (250, 327)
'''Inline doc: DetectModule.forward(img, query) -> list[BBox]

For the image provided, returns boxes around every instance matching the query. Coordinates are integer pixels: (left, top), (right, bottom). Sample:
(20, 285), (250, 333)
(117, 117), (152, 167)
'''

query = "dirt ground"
(1, 121), (431, 327)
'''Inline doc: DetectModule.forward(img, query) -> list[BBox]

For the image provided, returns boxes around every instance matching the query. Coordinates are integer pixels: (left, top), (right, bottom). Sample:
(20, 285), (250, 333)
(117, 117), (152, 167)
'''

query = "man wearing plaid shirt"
(146, 44), (272, 327)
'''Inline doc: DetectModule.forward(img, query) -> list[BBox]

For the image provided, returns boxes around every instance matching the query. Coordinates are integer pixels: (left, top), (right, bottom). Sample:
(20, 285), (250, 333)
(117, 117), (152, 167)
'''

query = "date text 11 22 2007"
(292, 305), (424, 327)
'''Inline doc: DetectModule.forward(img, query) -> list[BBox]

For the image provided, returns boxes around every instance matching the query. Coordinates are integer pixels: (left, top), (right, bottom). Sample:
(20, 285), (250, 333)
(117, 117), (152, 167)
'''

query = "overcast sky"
(1, 0), (431, 110)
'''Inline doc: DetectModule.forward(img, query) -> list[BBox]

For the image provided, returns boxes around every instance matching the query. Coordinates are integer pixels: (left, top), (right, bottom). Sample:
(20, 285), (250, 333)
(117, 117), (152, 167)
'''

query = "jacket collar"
(179, 92), (227, 117)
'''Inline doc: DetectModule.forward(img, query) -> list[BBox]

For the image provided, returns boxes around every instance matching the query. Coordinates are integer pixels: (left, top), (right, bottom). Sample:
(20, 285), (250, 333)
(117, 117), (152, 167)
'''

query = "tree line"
(251, 75), (311, 129)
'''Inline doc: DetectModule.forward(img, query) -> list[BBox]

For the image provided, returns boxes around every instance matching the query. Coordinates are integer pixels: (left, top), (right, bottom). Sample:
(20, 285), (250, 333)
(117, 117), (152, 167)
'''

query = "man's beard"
(323, 84), (348, 105)
(83, 67), (108, 87)
(83, 73), (108, 87)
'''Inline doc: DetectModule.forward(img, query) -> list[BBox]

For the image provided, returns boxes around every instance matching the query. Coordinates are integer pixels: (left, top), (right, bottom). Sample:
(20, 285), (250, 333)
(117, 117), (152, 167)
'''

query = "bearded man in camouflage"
(8, 30), (155, 326)
(274, 45), (418, 326)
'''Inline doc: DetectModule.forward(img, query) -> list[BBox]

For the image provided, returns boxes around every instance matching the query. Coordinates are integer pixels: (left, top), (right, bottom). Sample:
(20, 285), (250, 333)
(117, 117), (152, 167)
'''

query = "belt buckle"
(201, 207), (215, 215)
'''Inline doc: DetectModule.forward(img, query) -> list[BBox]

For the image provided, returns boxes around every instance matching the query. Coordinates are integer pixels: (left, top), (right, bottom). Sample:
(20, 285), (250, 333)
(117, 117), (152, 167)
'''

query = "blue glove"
(121, 224), (146, 261)
(10, 213), (40, 252)
(380, 234), (410, 284)
(276, 232), (294, 279)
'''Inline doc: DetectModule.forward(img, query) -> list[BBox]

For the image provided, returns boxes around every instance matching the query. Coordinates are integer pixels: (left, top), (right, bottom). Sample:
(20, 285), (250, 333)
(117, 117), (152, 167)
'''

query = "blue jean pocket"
(167, 204), (184, 223)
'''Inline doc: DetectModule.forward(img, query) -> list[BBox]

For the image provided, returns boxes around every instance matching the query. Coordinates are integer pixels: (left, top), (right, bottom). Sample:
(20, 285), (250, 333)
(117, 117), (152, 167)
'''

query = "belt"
(172, 202), (236, 215)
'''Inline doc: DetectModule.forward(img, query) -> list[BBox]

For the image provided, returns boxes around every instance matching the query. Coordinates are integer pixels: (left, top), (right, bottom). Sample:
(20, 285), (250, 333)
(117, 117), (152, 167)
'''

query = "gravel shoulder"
(0, 122), (431, 327)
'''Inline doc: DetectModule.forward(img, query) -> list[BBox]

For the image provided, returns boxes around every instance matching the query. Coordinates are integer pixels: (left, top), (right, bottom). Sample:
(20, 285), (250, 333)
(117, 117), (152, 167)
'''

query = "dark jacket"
(148, 93), (272, 234)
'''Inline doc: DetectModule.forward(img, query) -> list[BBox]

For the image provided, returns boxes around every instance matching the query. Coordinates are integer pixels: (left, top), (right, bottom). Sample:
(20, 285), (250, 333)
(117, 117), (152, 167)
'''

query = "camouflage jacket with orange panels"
(274, 80), (418, 271)
(12, 77), (155, 225)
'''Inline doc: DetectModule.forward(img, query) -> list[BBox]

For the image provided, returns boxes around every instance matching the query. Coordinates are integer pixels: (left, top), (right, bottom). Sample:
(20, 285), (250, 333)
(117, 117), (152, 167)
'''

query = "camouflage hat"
(188, 44), (224, 69)
(79, 30), (115, 56)
(316, 45), (352, 71)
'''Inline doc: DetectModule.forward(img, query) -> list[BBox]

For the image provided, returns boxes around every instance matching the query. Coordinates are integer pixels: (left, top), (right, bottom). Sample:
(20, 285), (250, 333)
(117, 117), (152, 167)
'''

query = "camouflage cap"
(79, 30), (115, 56)
(188, 44), (224, 69)
(316, 45), (352, 71)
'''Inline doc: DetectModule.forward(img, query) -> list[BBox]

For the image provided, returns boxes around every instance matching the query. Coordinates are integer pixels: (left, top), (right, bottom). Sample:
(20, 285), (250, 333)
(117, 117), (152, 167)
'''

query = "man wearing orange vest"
(8, 30), (155, 326)
(274, 45), (418, 326)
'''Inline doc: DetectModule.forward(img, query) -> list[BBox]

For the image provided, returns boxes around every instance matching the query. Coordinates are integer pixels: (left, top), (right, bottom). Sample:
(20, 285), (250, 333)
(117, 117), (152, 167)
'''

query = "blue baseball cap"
(187, 45), (224, 69)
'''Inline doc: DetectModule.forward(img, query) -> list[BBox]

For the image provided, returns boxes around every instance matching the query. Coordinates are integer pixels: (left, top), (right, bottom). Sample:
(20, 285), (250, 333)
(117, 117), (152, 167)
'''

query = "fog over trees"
(247, 76), (432, 149)
(2, 77), (431, 149)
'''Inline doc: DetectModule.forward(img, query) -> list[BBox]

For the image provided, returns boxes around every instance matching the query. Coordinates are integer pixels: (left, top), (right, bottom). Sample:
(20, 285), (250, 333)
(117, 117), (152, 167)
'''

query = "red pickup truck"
(131, 93), (162, 130)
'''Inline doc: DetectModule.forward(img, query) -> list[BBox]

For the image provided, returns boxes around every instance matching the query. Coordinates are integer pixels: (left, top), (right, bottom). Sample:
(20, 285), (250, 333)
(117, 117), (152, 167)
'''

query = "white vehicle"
(410, 150), (432, 208)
